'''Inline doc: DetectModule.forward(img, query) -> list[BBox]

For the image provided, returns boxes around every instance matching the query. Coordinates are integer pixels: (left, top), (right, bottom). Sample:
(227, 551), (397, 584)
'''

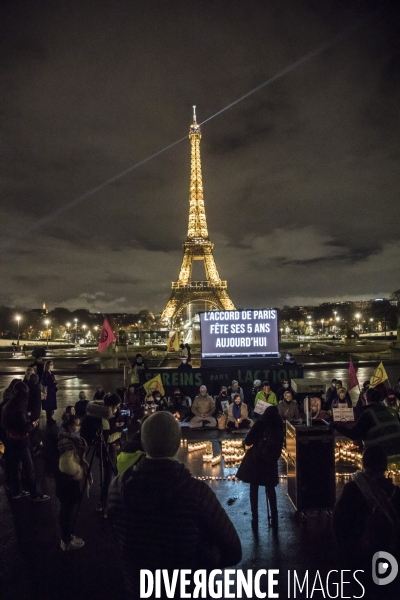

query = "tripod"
(66, 427), (117, 551)
(266, 494), (271, 527)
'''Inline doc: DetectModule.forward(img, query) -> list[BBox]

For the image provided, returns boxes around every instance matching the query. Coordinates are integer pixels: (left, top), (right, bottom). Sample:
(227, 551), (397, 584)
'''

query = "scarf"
(233, 402), (242, 420)
(58, 431), (87, 460)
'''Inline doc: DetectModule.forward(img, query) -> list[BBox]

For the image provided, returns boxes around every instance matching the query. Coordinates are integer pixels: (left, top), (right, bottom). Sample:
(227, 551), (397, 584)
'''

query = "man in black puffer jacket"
(108, 412), (242, 599)
(2, 382), (49, 500)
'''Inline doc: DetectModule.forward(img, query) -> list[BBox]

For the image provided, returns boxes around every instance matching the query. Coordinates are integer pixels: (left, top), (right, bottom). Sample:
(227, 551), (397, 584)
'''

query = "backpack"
(354, 472), (400, 554)
(361, 491), (399, 554)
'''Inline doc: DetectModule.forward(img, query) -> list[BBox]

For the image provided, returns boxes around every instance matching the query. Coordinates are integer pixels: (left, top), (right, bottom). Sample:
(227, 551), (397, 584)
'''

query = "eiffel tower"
(162, 107), (235, 322)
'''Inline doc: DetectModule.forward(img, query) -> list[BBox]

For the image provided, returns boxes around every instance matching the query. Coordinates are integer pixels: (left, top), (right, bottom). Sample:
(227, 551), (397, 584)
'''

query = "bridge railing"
(172, 281), (227, 290)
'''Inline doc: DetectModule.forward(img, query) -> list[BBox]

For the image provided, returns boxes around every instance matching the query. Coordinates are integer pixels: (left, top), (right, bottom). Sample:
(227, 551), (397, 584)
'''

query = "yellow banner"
(369, 362), (389, 388)
(143, 374), (165, 397)
(167, 331), (180, 353)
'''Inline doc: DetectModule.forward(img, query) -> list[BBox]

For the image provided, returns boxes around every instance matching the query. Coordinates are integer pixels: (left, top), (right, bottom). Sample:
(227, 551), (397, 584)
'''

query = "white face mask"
(283, 383), (289, 388)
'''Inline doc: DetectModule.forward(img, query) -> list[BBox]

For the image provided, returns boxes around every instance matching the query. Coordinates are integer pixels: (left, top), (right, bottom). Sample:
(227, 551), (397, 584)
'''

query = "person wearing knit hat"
(108, 410), (241, 600)
(141, 412), (181, 458)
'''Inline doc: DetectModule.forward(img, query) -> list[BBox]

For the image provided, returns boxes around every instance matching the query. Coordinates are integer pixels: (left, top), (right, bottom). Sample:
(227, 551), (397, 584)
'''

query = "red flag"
(98, 317), (116, 353)
(347, 358), (359, 391)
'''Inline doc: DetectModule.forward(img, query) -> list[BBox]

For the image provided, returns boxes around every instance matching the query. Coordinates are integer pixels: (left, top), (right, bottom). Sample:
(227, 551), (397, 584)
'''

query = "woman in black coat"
(41, 360), (58, 422)
(28, 373), (42, 451)
(237, 405), (283, 528)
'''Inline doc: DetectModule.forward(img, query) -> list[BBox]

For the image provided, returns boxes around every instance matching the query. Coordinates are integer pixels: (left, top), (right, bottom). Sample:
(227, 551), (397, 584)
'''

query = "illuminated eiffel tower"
(162, 107), (235, 322)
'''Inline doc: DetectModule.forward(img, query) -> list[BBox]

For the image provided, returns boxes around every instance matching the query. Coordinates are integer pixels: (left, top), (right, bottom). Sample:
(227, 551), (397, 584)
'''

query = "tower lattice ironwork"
(162, 107), (235, 321)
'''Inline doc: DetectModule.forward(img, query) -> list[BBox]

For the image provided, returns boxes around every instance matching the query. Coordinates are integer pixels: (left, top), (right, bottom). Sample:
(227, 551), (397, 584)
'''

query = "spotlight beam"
(0, 15), (371, 253)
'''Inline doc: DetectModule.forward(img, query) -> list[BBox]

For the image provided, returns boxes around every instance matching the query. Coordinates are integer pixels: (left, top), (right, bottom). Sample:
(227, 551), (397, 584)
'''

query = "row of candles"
(335, 442), (362, 467)
(221, 439), (245, 465)
(221, 440), (245, 465)
(193, 475), (239, 481)
(335, 441), (400, 479)
(203, 453), (222, 465)
(180, 438), (247, 468)
(184, 441), (212, 453)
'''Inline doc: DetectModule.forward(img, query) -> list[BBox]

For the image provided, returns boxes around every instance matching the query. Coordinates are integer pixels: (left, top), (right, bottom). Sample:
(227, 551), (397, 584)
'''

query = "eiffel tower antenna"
(162, 109), (235, 322)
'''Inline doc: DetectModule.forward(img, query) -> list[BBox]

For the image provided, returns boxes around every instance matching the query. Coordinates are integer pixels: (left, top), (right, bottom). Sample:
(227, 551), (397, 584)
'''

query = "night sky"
(2, 0), (400, 313)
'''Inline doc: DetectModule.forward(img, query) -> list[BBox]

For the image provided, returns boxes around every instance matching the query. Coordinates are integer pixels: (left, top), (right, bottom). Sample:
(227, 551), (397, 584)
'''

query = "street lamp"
(307, 315), (312, 334)
(355, 313), (361, 332)
(15, 315), (21, 346)
(82, 324), (87, 346)
(44, 319), (50, 349)
(94, 325), (99, 341)
(369, 317), (374, 332)
(66, 322), (71, 341)
(74, 318), (78, 344)
(320, 319), (324, 335)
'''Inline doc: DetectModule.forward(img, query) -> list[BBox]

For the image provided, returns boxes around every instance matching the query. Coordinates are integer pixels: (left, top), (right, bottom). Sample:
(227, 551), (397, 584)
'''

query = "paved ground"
(0, 437), (338, 600)
(1, 368), (400, 600)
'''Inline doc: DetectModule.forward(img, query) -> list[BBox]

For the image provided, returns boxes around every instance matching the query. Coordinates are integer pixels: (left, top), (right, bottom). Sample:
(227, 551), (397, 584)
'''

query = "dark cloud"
(1, 0), (399, 312)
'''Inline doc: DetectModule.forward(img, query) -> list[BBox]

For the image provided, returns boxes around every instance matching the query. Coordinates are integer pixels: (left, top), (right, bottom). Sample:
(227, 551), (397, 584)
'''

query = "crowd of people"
(1, 362), (400, 598)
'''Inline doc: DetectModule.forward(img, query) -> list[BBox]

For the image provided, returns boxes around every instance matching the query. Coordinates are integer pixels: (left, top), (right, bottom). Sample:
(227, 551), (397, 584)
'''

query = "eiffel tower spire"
(162, 108), (235, 322)
(187, 105), (208, 240)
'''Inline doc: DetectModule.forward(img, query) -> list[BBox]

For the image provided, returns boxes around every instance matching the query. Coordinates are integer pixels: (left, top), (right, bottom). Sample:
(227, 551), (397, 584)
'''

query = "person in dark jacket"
(334, 388), (400, 468)
(29, 357), (44, 382)
(383, 389), (400, 417)
(2, 382), (49, 500)
(28, 373), (42, 452)
(152, 389), (169, 411)
(0, 379), (21, 442)
(57, 414), (88, 551)
(333, 445), (400, 588)
(330, 387), (352, 409)
(27, 374), (42, 422)
(41, 360), (58, 422)
(123, 385), (141, 413)
(167, 387), (191, 421)
(98, 393), (122, 516)
(74, 391), (89, 419)
(185, 343), (192, 361)
(325, 378), (337, 407)
(278, 391), (300, 422)
(108, 412), (242, 599)
(130, 354), (147, 385)
(23, 367), (35, 388)
(354, 380), (370, 419)
(237, 405), (284, 529)
(215, 386), (231, 415)
(276, 379), (296, 402)
(92, 385), (105, 401)
(228, 380), (244, 402)
(177, 358), (193, 371)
